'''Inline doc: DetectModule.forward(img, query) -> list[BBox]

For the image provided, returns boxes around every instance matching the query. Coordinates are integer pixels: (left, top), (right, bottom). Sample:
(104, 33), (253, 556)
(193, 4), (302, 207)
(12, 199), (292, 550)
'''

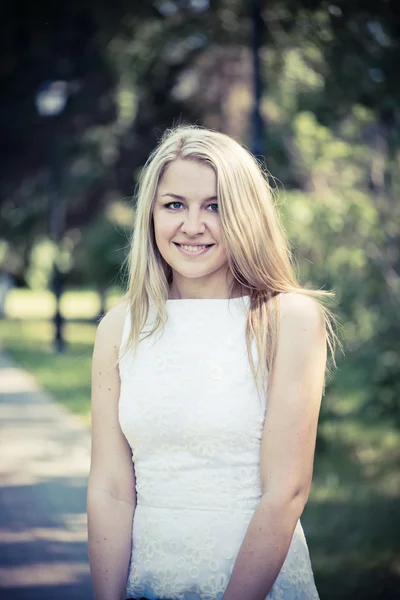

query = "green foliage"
(25, 238), (57, 290)
(76, 207), (130, 289)
(278, 103), (400, 426)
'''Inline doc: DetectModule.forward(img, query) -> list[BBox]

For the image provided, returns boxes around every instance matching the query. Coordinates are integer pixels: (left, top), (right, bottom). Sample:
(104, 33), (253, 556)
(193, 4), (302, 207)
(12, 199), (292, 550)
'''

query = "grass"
(304, 364), (400, 599)
(1, 288), (121, 426)
(1, 288), (400, 599)
(1, 318), (95, 426)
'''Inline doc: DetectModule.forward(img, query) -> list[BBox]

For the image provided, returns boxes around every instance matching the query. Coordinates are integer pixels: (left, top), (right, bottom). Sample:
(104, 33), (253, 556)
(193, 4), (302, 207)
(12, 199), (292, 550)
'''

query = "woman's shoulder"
(277, 291), (324, 329)
(94, 297), (129, 351)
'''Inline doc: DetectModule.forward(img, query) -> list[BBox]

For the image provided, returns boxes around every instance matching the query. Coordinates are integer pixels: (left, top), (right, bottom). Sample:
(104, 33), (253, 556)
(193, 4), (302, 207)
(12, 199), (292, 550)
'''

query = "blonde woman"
(87, 125), (336, 600)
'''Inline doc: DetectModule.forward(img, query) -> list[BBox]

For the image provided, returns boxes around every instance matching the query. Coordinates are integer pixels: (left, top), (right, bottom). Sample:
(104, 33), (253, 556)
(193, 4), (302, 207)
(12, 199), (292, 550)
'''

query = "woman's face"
(152, 159), (230, 294)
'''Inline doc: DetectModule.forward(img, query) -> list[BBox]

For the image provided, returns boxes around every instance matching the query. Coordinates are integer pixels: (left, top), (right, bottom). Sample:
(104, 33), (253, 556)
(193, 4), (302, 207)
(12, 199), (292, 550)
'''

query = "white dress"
(118, 296), (320, 600)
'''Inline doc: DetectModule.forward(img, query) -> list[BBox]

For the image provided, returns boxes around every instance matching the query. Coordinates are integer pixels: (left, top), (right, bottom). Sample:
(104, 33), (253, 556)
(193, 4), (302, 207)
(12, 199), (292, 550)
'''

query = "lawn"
(1, 288), (399, 599)
(1, 318), (95, 426)
(1, 288), (121, 425)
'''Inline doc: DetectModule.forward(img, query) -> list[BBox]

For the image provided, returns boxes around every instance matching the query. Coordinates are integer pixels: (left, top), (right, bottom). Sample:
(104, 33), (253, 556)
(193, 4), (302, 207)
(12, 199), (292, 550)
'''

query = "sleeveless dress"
(118, 296), (320, 600)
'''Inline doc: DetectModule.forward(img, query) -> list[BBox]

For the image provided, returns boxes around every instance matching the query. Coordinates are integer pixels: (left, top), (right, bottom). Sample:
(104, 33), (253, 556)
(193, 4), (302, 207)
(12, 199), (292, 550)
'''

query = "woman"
(87, 125), (336, 600)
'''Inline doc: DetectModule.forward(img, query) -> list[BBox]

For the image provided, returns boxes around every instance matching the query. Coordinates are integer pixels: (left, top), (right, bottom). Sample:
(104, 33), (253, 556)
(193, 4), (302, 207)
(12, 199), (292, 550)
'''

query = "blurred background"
(0, 0), (399, 599)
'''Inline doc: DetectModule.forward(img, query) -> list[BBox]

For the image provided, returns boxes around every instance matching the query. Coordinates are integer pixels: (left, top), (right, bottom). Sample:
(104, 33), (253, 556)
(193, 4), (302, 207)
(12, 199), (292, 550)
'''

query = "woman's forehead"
(158, 159), (217, 194)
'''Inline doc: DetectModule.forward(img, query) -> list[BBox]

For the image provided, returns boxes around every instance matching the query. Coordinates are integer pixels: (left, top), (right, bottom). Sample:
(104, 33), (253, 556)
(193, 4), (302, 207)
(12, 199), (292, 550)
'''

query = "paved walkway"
(0, 350), (94, 599)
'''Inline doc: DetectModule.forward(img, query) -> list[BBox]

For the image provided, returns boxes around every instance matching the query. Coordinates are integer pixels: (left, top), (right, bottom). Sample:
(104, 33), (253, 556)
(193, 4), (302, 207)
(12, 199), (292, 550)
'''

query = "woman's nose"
(180, 211), (205, 235)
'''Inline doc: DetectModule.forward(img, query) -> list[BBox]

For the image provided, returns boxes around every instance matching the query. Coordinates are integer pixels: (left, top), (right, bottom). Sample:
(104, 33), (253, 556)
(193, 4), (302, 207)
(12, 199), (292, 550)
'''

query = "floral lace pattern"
(119, 298), (319, 600)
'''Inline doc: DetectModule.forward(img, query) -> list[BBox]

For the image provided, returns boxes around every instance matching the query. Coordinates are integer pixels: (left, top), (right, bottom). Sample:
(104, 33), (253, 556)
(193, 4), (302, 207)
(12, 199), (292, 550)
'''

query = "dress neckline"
(166, 295), (250, 302)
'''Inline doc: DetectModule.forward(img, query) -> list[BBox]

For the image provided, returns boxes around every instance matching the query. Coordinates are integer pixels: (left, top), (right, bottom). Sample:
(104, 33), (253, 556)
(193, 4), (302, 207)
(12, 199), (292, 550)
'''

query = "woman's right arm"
(87, 300), (136, 600)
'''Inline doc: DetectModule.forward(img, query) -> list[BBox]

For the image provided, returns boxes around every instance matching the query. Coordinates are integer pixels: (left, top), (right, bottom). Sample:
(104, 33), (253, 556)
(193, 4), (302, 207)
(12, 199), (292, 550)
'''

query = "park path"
(0, 350), (95, 599)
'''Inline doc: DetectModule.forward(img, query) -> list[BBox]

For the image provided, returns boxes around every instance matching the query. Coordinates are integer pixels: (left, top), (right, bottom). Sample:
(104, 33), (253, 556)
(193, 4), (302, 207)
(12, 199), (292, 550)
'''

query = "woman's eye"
(164, 202), (218, 212)
(167, 202), (183, 210)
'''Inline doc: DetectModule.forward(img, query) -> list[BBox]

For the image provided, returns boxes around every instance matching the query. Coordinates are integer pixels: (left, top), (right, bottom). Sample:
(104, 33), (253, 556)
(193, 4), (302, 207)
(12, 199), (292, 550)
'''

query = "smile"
(173, 243), (214, 257)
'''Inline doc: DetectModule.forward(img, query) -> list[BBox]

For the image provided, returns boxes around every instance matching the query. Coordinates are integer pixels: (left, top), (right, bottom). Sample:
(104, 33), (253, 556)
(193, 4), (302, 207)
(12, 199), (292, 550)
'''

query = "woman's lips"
(173, 243), (214, 257)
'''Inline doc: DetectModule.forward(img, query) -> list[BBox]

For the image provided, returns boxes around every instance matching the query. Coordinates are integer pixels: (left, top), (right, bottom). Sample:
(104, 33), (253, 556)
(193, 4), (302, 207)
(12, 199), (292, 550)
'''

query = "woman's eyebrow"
(161, 193), (218, 201)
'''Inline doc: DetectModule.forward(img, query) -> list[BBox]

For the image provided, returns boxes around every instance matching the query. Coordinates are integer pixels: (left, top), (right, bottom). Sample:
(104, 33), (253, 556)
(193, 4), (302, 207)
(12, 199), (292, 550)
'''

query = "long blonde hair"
(122, 125), (337, 394)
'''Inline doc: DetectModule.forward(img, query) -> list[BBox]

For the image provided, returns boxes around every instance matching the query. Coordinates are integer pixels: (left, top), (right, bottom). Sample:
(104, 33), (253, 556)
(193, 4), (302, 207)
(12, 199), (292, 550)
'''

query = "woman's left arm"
(222, 292), (327, 600)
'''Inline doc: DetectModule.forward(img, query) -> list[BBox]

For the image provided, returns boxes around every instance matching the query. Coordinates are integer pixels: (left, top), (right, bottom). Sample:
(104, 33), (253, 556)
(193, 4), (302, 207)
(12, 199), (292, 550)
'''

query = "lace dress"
(118, 296), (320, 600)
